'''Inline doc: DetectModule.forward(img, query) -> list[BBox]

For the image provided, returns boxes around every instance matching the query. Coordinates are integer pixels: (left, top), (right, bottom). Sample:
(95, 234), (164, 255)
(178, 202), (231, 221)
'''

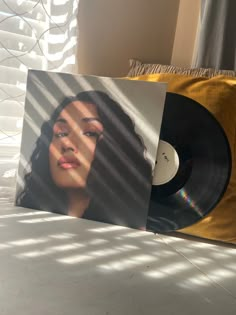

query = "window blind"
(0, 0), (79, 203)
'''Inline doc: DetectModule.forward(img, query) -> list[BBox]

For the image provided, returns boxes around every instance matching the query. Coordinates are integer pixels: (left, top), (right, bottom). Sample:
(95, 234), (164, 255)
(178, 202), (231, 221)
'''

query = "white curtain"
(0, 0), (79, 205)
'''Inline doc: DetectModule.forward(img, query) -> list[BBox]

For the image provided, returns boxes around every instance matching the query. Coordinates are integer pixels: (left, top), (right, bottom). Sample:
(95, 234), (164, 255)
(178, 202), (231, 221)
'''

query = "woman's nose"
(61, 135), (78, 153)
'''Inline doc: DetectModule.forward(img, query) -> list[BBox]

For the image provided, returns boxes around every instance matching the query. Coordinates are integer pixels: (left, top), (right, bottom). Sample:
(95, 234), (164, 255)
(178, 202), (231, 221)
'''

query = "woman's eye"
(84, 131), (101, 138)
(55, 132), (68, 138)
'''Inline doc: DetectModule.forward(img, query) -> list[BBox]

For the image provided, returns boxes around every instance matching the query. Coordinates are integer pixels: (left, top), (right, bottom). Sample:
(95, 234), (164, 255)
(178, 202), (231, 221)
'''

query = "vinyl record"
(147, 93), (231, 233)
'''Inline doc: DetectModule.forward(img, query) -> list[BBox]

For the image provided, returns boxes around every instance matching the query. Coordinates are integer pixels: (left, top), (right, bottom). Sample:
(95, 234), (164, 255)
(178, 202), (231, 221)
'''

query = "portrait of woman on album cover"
(16, 72), (166, 229)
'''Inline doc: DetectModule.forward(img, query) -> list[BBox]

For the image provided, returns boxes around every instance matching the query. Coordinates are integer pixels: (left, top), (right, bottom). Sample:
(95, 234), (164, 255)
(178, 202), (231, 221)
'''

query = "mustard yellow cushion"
(128, 73), (236, 244)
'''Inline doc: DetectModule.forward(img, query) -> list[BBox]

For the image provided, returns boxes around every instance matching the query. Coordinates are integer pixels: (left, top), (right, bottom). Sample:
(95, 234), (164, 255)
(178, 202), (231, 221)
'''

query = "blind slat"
(0, 30), (48, 56)
(0, 13), (47, 37)
(0, 100), (24, 117)
(0, 0), (78, 158)
(0, 65), (28, 86)
(0, 82), (25, 101)
(0, 0), (48, 16)
(0, 48), (44, 69)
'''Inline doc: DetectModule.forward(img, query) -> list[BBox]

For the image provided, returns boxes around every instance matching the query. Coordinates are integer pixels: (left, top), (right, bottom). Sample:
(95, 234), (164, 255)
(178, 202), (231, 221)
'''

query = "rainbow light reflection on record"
(177, 188), (203, 216)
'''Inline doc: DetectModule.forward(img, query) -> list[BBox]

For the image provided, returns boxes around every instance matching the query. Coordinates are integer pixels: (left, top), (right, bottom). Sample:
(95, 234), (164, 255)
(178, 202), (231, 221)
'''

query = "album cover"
(15, 70), (167, 229)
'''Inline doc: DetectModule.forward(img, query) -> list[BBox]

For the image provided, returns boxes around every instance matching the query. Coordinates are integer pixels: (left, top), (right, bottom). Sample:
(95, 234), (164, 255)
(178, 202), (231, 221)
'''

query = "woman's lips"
(57, 156), (81, 169)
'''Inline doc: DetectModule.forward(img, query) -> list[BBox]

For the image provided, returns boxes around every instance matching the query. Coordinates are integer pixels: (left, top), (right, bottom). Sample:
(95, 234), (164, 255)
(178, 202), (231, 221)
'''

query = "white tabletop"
(0, 202), (236, 315)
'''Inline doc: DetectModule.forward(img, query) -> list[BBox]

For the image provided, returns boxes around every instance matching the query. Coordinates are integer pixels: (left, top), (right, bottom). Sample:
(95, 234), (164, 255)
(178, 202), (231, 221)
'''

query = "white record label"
(153, 140), (179, 185)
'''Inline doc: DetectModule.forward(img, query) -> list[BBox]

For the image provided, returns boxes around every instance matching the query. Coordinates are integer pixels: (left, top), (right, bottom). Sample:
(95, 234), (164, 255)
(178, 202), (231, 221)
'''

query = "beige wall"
(78, 0), (180, 77)
(171, 0), (201, 67)
(77, 0), (200, 77)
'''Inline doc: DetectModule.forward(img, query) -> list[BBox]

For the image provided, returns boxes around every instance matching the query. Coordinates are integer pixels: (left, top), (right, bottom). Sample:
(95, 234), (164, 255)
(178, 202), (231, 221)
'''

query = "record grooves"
(147, 93), (232, 233)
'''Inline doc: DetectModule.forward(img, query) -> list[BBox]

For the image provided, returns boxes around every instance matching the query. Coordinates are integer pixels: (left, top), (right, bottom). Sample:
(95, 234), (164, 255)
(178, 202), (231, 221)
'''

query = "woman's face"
(49, 101), (103, 189)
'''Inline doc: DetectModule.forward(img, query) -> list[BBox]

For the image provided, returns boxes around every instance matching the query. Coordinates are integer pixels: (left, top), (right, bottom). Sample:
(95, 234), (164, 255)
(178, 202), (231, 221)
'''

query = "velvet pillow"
(128, 73), (236, 244)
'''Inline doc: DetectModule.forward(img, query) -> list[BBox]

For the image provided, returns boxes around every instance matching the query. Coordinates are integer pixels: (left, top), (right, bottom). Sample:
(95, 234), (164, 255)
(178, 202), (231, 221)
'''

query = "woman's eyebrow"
(82, 117), (102, 124)
(55, 118), (67, 124)
(55, 117), (102, 125)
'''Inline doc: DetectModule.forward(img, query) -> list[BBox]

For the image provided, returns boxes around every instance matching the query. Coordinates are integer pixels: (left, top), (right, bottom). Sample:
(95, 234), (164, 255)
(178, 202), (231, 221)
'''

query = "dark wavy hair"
(16, 90), (152, 228)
